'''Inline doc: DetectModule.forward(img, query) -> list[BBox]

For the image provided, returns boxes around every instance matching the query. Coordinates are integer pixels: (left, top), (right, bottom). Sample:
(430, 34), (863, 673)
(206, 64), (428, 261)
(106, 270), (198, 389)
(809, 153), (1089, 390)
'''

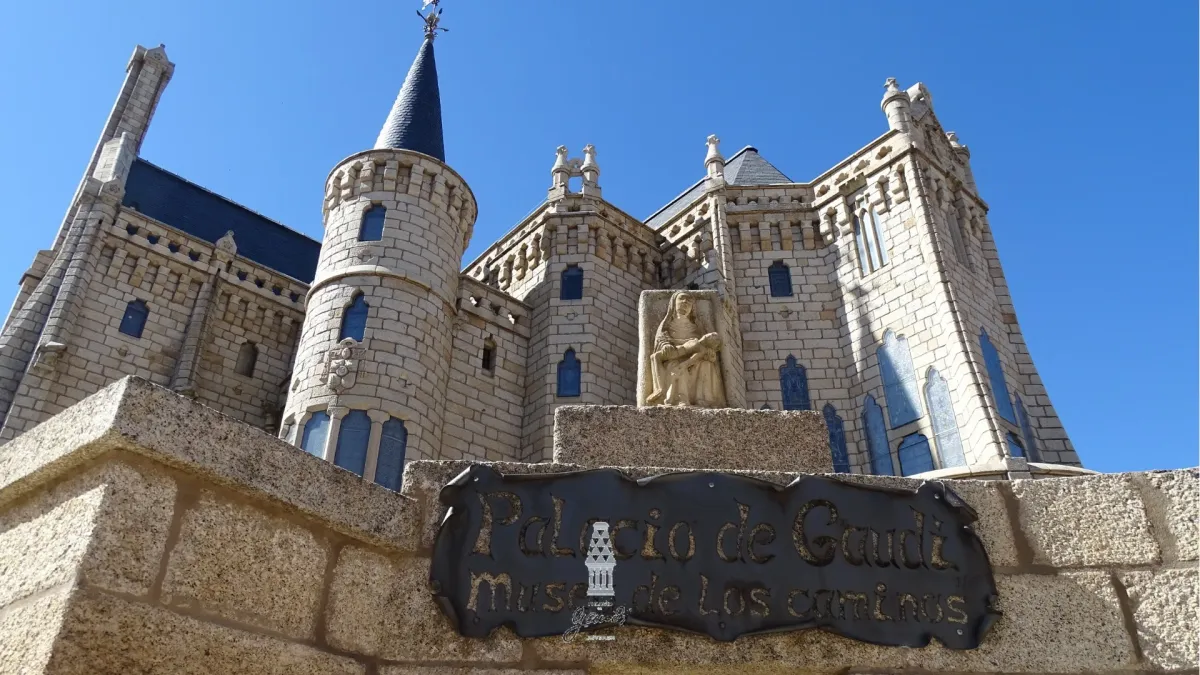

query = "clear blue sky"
(0, 1), (1195, 472)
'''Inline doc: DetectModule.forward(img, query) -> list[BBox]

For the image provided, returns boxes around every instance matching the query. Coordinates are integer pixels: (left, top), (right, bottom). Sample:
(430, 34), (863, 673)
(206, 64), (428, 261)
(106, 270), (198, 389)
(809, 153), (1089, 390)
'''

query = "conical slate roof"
(374, 38), (445, 162)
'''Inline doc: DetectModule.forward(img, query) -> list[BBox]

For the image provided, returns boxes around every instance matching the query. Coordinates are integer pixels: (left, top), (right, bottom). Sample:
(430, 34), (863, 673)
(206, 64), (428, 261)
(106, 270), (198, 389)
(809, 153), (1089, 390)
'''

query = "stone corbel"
(891, 162), (910, 203)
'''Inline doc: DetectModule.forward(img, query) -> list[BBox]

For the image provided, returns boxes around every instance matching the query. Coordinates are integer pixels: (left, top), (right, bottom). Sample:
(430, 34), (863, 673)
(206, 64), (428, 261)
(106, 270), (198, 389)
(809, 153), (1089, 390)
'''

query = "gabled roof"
(122, 159), (321, 283)
(644, 146), (791, 231)
(374, 38), (445, 162)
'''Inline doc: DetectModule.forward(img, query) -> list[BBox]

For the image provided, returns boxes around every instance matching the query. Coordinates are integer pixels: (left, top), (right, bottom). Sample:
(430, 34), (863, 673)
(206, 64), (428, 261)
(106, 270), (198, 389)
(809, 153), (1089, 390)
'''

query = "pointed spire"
(374, 32), (446, 161)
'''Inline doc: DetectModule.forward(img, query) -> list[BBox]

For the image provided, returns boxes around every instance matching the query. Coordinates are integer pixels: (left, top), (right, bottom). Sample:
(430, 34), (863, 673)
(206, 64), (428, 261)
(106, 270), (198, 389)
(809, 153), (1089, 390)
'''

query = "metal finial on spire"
(418, 0), (448, 39)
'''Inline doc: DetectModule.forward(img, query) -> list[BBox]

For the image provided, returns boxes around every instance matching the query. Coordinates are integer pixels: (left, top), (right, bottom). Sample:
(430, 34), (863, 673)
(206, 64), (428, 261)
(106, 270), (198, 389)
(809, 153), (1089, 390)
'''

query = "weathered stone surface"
(325, 547), (521, 662)
(1134, 469), (1198, 562)
(0, 377), (419, 552)
(832, 473), (1019, 566)
(554, 405), (831, 473)
(1012, 473), (1160, 567)
(0, 462), (173, 607)
(380, 670), (584, 675)
(535, 572), (1135, 673)
(0, 585), (72, 674)
(47, 589), (364, 674)
(161, 491), (327, 639)
(1120, 569), (1199, 670)
(376, 662), (578, 667)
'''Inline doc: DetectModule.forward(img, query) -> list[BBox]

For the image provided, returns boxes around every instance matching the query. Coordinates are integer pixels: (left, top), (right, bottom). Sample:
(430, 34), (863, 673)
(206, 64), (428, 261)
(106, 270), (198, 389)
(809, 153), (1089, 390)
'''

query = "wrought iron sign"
(430, 465), (1000, 647)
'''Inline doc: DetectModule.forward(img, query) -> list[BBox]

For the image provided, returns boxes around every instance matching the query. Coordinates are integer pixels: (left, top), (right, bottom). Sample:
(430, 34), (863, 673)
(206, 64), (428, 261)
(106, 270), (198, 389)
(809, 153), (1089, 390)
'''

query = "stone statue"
(644, 292), (726, 407)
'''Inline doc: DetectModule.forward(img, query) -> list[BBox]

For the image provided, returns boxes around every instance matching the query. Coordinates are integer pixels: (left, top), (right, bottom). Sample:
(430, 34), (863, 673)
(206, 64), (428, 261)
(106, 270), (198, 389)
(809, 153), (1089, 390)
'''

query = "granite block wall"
(0, 379), (1192, 674)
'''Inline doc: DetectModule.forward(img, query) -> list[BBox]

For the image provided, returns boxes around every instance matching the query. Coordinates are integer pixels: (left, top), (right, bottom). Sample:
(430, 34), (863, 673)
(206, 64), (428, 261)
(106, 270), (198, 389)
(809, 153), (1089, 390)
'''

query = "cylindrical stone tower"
(282, 8), (476, 482)
(881, 77), (913, 133)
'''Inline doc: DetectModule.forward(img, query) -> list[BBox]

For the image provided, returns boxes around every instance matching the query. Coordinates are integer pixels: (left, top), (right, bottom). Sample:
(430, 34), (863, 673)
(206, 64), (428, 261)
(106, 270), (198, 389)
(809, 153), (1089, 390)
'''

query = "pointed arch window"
(557, 349), (581, 397)
(878, 330), (922, 428)
(980, 328), (1016, 423)
(823, 403), (850, 473)
(300, 411), (330, 457)
(560, 265), (583, 300)
(359, 205), (386, 242)
(945, 208), (970, 268)
(1014, 395), (1041, 462)
(768, 261), (793, 297)
(118, 299), (149, 338)
(862, 395), (893, 475)
(334, 410), (371, 477)
(340, 293), (369, 342)
(1005, 432), (1026, 458)
(897, 433), (935, 476)
(779, 355), (810, 410)
(851, 189), (889, 275)
(376, 418), (408, 491)
(924, 368), (965, 468)
(235, 342), (258, 377)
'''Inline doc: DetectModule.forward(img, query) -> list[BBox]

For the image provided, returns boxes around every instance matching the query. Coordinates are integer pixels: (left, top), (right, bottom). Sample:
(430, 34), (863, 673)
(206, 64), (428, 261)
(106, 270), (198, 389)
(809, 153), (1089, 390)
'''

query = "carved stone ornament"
(215, 231), (238, 256)
(323, 338), (363, 393)
(640, 291), (726, 408)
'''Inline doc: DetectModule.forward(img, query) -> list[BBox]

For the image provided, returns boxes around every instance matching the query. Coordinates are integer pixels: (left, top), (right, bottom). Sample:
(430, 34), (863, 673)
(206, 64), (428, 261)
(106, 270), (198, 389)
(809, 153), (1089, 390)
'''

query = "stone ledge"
(553, 405), (832, 473)
(0, 376), (418, 552)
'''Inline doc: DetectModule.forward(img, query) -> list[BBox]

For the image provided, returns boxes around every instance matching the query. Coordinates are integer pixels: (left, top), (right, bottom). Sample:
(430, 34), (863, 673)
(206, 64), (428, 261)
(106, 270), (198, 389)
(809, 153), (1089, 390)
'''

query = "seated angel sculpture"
(645, 292), (727, 407)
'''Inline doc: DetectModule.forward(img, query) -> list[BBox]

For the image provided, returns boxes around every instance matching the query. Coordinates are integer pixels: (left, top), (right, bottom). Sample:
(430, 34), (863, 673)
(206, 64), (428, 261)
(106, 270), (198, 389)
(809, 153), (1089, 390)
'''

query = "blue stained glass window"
(1014, 395), (1041, 462)
(779, 355), (810, 411)
(376, 418), (408, 491)
(118, 299), (149, 338)
(878, 330), (922, 428)
(340, 293), (369, 342)
(980, 329), (1016, 423)
(897, 434), (935, 476)
(768, 261), (793, 297)
(561, 265), (583, 300)
(334, 410), (371, 477)
(1006, 432), (1025, 458)
(359, 205), (386, 241)
(557, 349), (581, 397)
(823, 403), (850, 473)
(863, 395), (893, 475)
(300, 411), (330, 457)
(924, 368), (965, 468)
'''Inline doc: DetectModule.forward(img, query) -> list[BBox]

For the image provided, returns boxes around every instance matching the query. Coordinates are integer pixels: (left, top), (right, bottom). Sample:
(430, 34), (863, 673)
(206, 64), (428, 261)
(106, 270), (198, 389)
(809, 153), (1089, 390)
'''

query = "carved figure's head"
(674, 292), (695, 318)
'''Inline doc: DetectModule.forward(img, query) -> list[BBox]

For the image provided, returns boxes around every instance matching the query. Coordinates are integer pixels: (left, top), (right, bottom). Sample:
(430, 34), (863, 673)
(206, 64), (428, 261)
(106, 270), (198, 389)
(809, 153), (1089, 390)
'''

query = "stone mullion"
(323, 406), (348, 463)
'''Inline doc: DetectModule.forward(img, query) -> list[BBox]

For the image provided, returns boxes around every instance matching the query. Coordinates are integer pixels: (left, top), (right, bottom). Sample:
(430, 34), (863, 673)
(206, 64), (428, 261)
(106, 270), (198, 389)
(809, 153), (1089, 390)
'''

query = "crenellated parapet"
(457, 276), (530, 339)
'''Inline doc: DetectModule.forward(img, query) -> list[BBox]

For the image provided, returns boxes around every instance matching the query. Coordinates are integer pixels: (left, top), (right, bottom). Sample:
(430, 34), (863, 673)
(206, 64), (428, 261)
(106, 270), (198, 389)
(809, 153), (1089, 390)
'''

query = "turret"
(282, 1), (476, 485)
(880, 77), (913, 134)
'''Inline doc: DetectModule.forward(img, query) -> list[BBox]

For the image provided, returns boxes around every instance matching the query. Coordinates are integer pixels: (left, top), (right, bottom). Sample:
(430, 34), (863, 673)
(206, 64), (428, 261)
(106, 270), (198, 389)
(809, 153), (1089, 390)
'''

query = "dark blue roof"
(375, 38), (445, 162)
(645, 147), (792, 230)
(122, 159), (320, 282)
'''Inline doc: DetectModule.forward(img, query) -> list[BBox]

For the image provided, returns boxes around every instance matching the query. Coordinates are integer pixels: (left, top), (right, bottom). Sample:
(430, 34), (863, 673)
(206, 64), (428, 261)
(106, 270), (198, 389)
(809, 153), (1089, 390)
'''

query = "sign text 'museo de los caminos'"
(430, 466), (1000, 647)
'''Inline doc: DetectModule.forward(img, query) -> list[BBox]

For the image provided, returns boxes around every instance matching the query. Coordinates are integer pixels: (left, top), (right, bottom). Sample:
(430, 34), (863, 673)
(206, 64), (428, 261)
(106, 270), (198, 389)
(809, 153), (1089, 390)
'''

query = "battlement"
(457, 276), (530, 339)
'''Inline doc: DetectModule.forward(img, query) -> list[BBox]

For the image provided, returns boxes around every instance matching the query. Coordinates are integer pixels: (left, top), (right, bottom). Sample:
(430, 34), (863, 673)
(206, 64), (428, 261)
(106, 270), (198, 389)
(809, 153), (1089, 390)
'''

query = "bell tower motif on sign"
(585, 521), (616, 598)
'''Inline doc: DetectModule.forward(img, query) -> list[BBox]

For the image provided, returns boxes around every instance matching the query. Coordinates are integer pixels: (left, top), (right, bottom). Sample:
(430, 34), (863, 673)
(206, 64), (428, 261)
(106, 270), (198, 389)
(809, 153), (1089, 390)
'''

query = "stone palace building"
(0, 10), (1195, 674)
(0, 20), (1082, 485)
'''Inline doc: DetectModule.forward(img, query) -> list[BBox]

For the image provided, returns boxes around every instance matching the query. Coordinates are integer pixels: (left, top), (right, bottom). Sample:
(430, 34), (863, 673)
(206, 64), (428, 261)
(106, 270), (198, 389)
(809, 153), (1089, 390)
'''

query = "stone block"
(0, 462), (174, 607)
(0, 585), (72, 674)
(381, 670), (584, 675)
(46, 589), (364, 674)
(832, 474), (1018, 567)
(554, 405), (831, 473)
(1012, 473), (1159, 567)
(1119, 569), (1199, 670)
(1134, 469), (1198, 562)
(161, 491), (328, 639)
(0, 377), (418, 553)
(533, 572), (1135, 673)
(325, 547), (520, 662)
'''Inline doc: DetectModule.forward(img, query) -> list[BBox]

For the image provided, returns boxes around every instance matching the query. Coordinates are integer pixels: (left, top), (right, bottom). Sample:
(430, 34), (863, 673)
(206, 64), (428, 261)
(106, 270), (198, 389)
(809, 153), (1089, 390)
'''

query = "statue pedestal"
(552, 404), (832, 473)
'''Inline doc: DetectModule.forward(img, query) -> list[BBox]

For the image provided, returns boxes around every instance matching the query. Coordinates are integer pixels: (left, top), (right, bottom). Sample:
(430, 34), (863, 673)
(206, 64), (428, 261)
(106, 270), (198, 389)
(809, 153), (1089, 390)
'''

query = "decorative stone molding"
(323, 339), (363, 394)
